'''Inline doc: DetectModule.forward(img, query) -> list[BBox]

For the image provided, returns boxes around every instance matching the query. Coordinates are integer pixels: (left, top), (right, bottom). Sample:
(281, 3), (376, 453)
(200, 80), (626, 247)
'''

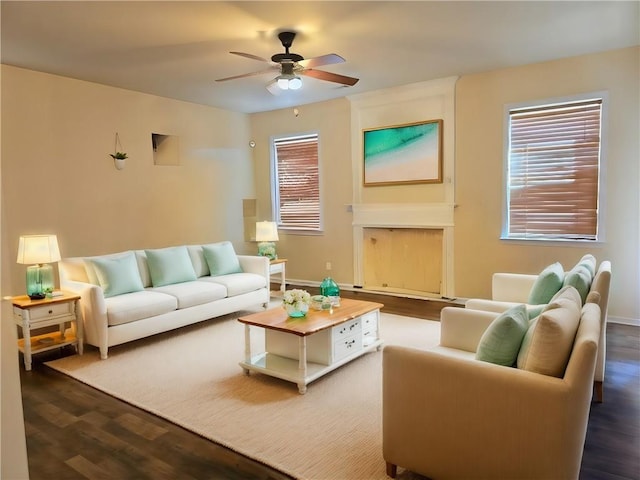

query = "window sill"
(278, 228), (324, 236)
(499, 236), (605, 247)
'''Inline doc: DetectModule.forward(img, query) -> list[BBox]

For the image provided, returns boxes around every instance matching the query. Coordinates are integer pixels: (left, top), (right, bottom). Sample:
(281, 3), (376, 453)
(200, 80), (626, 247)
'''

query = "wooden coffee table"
(238, 298), (384, 394)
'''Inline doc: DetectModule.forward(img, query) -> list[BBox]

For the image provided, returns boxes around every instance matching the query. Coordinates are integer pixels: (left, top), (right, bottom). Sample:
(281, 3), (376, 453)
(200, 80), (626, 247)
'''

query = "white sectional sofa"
(59, 242), (270, 359)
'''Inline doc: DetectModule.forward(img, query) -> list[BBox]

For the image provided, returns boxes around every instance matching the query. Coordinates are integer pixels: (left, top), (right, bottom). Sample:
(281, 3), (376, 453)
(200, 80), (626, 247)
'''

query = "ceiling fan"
(215, 31), (359, 95)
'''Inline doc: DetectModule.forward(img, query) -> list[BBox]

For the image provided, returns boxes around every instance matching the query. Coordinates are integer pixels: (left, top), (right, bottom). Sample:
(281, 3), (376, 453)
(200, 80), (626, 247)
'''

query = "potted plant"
(110, 151), (128, 170)
(282, 289), (311, 317)
(110, 151), (128, 160)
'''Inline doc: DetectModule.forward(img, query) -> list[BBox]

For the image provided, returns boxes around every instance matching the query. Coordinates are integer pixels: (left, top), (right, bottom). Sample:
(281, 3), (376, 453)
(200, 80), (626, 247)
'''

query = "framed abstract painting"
(363, 119), (443, 186)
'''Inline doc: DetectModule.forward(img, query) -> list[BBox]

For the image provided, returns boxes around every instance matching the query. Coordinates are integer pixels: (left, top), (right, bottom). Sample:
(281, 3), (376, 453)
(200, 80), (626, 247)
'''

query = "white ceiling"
(1, 1), (638, 114)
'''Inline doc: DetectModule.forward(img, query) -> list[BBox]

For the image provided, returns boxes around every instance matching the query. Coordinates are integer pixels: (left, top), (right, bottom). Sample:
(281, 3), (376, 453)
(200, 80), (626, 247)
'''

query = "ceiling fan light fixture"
(276, 74), (302, 90)
(288, 76), (302, 90)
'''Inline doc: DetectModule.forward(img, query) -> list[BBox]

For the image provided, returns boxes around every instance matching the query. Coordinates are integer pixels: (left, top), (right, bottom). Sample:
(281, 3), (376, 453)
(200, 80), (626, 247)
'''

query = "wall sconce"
(16, 234), (61, 299)
(255, 221), (279, 260)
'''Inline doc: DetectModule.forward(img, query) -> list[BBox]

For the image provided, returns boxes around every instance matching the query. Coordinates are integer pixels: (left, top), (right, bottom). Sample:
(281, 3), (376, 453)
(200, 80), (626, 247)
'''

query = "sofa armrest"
(465, 298), (523, 313)
(382, 346), (580, 480)
(60, 279), (109, 359)
(439, 307), (498, 352)
(492, 272), (538, 302)
(238, 255), (270, 282)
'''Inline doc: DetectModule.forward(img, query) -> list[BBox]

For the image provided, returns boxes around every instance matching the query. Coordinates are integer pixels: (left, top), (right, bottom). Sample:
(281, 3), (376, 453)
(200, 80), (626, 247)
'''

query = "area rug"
(46, 306), (441, 480)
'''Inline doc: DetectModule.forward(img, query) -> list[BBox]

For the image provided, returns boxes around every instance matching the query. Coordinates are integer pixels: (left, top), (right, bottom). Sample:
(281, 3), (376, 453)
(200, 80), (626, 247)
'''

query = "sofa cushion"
(84, 250), (134, 285)
(186, 245), (210, 278)
(547, 284), (583, 308)
(527, 262), (565, 305)
(577, 254), (597, 277)
(145, 246), (197, 287)
(203, 241), (243, 276)
(475, 304), (529, 366)
(516, 294), (581, 378)
(200, 272), (266, 297)
(151, 281), (227, 309)
(134, 250), (152, 288)
(86, 252), (144, 298)
(563, 265), (592, 304)
(105, 291), (178, 326)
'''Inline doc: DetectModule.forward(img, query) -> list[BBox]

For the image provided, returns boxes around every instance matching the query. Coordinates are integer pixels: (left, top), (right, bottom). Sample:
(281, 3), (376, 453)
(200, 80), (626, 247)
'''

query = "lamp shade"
(255, 222), (279, 242)
(17, 235), (61, 265)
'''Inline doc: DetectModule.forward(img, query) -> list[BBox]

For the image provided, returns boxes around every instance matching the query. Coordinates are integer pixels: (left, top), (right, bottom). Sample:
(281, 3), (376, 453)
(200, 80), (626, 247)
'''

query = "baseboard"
(283, 278), (463, 304)
(608, 316), (640, 327)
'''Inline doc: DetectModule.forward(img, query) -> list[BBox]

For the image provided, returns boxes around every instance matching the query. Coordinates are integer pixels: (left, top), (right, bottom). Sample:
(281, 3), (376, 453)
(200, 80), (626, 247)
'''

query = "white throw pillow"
(517, 297), (581, 378)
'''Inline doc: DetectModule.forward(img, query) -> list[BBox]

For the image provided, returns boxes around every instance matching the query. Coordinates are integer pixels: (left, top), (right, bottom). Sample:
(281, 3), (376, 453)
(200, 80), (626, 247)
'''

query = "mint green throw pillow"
(203, 242), (243, 276)
(527, 262), (564, 305)
(145, 246), (197, 287)
(476, 304), (529, 367)
(578, 254), (597, 277)
(563, 265), (592, 304)
(88, 252), (144, 298)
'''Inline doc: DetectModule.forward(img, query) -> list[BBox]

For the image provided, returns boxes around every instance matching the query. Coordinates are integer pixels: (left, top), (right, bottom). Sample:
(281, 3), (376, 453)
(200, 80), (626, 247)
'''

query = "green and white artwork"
(363, 119), (442, 185)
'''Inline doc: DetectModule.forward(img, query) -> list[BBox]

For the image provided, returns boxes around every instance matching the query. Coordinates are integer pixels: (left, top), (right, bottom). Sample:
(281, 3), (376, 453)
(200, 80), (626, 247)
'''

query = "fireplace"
(352, 203), (454, 298)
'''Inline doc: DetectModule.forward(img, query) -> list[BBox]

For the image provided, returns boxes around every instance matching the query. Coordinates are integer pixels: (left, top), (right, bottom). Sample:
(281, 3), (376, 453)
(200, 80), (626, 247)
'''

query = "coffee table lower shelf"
(240, 339), (383, 394)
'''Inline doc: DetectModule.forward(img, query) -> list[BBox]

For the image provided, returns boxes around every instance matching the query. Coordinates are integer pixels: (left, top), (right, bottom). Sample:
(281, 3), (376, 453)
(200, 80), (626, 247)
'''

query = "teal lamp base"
(258, 242), (277, 261)
(26, 263), (55, 300)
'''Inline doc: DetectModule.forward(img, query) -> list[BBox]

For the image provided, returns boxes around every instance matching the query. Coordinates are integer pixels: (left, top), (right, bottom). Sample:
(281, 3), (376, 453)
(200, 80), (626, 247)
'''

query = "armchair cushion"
(517, 287), (581, 377)
(527, 262), (564, 305)
(475, 304), (528, 366)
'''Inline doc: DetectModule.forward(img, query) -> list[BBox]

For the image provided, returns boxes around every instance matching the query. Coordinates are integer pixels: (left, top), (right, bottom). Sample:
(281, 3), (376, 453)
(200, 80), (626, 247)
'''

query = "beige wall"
(250, 99), (354, 285)
(250, 48), (639, 322)
(0, 66), (30, 479)
(1, 65), (256, 296)
(455, 47), (640, 323)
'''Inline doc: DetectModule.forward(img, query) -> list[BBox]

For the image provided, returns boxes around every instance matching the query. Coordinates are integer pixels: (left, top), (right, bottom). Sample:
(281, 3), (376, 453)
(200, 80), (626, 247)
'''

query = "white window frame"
(502, 91), (608, 244)
(270, 131), (323, 234)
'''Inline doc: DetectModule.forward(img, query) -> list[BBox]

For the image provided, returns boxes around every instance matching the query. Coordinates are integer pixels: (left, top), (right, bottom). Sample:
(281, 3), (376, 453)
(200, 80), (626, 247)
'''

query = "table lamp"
(255, 221), (279, 260)
(16, 234), (61, 300)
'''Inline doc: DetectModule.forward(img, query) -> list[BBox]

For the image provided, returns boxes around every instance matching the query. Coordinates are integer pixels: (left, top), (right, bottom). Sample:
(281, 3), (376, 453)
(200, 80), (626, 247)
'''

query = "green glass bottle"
(320, 277), (340, 307)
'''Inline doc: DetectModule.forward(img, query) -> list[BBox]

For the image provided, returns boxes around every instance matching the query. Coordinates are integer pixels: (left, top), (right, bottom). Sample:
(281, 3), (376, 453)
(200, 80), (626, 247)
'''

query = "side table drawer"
(15, 302), (74, 322)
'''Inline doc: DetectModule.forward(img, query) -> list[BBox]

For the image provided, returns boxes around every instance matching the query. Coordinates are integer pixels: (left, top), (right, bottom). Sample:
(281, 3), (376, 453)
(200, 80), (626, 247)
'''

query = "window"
(272, 133), (321, 231)
(504, 96), (603, 241)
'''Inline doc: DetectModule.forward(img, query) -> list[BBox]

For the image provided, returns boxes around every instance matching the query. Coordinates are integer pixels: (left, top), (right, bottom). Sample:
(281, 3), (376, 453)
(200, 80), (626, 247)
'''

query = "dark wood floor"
(19, 288), (640, 480)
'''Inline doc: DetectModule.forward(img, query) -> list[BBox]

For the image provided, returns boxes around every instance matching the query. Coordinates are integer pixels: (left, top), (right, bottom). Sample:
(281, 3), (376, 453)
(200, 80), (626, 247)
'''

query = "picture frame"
(363, 119), (443, 186)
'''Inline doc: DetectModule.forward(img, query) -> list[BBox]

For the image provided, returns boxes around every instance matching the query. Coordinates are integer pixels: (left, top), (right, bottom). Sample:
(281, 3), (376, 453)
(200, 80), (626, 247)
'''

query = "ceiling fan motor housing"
(272, 31), (304, 63)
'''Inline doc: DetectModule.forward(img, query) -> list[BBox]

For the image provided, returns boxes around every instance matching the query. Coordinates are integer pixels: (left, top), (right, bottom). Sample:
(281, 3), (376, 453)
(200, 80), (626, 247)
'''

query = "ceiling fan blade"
(298, 54), (345, 69)
(215, 67), (278, 82)
(230, 51), (270, 63)
(301, 69), (359, 86)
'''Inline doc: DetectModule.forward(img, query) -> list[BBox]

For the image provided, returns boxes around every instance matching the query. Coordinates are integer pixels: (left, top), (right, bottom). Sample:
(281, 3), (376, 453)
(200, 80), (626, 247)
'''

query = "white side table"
(269, 259), (287, 294)
(11, 292), (83, 371)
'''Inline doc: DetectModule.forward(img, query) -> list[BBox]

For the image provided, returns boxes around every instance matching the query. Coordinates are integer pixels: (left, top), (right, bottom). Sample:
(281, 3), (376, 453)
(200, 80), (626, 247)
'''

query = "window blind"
(507, 99), (602, 240)
(274, 134), (320, 230)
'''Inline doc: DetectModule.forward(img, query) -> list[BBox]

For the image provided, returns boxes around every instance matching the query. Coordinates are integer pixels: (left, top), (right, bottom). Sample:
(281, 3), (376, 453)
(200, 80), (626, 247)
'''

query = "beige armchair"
(466, 260), (611, 402)
(382, 301), (601, 479)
